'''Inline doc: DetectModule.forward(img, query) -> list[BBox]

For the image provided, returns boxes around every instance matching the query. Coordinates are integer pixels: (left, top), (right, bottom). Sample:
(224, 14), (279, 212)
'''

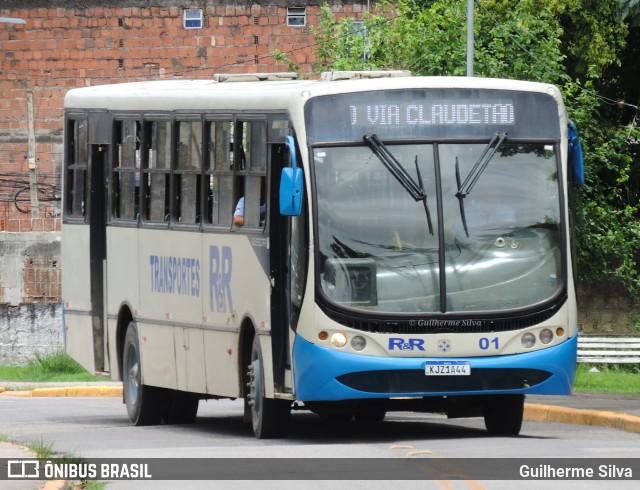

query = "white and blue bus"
(62, 71), (582, 438)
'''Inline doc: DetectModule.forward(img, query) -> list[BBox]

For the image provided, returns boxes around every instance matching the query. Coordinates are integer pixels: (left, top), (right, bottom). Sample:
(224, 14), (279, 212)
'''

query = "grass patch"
(574, 363), (640, 394)
(76, 482), (107, 490)
(28, 437), (56, 459)
(0, 433), (106, 489)
(0, 351), (104, 383)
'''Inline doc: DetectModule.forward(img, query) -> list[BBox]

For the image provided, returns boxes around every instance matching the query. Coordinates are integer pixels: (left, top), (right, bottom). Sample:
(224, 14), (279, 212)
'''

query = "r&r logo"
(388, 337), (425, 351)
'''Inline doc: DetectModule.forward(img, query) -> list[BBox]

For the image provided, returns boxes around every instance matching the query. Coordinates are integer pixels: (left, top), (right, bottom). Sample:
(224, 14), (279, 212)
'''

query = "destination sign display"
(305, 88), (560, 143)
(350, 102), (515, 127)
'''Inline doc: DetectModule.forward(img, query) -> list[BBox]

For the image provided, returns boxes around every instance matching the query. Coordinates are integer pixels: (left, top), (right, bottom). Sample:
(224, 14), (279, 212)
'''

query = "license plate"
(425, 361), (471, 376)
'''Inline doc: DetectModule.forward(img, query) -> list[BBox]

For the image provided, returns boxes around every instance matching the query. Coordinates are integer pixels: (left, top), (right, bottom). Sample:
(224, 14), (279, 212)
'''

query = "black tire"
(163, 390), (199, 424)
(247, 335), (290, 439)
(122, 321), (165, 425)
(483, 395), (524, 436)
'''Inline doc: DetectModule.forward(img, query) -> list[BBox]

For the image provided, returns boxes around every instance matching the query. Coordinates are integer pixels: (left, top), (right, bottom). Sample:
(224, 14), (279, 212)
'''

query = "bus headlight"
(539, 329), (553, 344)
(521, 333), (536, 348)
(331, 332), (348, 348)
(351, 336), (366, 351)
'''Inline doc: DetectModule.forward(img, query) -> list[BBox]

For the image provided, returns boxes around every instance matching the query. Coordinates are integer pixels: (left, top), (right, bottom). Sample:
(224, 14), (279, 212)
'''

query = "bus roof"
(63, 74), (561, 112)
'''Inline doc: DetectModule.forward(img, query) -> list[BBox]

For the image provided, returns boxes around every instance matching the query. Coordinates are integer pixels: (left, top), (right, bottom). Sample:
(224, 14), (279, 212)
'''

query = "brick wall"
(0, 0), (369, 233)
(0, 1), (369, 304)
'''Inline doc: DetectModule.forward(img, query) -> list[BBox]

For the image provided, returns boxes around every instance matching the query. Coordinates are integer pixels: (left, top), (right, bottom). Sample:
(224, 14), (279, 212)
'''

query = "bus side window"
(65, 118), (88, 219)
(175, 119), (202, 225)
(205, 120), (234, 226)
(238, 120), (267, 228)
(113, 119), (140, 221)
(143, 119), (171, 223)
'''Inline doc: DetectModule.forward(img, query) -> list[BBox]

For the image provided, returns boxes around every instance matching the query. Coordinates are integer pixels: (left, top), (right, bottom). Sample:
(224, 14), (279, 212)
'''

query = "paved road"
(0, 383), (640, 490)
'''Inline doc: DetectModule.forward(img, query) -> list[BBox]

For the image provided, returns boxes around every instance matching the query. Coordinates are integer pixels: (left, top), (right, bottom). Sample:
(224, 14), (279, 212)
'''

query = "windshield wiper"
(364, 134), (433, 235)
(455, 132), (507, 237)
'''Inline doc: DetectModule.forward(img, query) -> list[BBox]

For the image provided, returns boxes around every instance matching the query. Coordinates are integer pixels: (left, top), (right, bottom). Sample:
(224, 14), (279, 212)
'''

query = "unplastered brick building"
(0, 1), (368, 361)
(0, 0), (368, 304)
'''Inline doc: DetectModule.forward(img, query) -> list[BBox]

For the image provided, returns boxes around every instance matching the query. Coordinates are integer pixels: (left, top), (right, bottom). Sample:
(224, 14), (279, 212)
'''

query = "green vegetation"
(574, 363), (640, 394)
(76, 482), (107, 490)
(306, 0), (640, 299)
(27, 437), (56, 459)
(0, 351), (103, 383)
(0, 434), (106, 489)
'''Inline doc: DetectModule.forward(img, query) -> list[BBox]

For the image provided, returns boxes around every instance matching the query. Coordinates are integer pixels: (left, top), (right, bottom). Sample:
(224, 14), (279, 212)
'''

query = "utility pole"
(27, 91), (40, 218)
(467, 0), (474, 77)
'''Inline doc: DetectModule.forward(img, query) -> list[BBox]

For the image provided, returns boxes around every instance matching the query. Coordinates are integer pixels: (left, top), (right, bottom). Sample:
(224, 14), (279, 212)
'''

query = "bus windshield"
(314, 142), (562, 313)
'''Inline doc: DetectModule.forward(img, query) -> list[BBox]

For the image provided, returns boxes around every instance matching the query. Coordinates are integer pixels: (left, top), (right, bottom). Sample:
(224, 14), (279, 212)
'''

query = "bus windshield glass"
(314, 142), (562, 313)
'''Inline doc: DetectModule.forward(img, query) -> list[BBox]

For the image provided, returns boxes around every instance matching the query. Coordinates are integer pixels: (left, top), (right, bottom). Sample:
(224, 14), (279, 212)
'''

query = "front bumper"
(292, 333), (577, 401)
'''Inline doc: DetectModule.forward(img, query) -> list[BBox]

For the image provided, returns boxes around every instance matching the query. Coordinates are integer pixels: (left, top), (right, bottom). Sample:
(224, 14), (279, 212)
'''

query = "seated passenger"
(233, 197), (266, 227)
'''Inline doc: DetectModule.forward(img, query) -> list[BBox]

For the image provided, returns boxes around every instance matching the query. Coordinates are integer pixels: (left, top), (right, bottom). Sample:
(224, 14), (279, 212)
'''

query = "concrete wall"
(0, 232), (63, 364)
(578, 282), (640, 336)
(0, 302), (63, 365)
(0, 232), (61, 304)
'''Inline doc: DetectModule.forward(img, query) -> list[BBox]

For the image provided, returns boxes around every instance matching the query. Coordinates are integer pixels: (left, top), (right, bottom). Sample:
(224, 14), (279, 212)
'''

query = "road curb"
(524, 403), (640, 433)
(0, 385), (123, 397)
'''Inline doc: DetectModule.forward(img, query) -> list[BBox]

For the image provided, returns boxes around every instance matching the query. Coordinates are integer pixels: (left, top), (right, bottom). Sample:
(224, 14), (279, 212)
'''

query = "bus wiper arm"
(455, 132), (507, 237)
(455, 156), (469, 238)
(413, 154), (434, 235)
(364, 134), (433, 235)
(456, 132), (507, 199)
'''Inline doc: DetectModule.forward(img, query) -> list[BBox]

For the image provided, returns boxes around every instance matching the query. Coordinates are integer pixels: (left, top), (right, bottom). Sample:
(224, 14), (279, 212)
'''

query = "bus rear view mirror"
(568, 121), (584, 186)
(280, 167), (303, 216)
(280, 135), (303, 216)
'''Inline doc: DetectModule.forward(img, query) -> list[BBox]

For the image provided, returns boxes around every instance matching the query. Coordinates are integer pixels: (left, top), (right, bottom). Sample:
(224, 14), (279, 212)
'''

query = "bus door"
(269, 141), (289, 391)
(269, 128), (306, 394)
(87, 112), (110, 372)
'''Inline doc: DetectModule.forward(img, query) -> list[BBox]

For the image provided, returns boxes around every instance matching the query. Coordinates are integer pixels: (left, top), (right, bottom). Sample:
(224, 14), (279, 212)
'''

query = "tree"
(621, 0), (640, 27)
(310, 0), (640, 298)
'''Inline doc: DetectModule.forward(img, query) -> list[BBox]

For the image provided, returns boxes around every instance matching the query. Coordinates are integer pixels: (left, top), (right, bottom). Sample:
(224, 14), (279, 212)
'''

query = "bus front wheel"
(122, 322), (164, 426)
(247, 335), (290, 439)
(483, 394), (524, 436)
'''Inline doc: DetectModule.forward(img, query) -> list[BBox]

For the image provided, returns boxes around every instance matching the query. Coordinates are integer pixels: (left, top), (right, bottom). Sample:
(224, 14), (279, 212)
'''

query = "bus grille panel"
(336, 368), (552, 394)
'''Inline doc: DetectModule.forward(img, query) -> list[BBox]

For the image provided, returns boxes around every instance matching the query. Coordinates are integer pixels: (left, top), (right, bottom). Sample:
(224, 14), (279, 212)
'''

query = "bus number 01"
(479, 337), (499, 350)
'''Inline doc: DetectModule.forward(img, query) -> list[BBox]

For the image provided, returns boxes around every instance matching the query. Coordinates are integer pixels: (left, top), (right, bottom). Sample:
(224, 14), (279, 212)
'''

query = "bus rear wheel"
(123, 321), (165, 426)
(483, 394), (524, 436)
(247, 335), (290, 439)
